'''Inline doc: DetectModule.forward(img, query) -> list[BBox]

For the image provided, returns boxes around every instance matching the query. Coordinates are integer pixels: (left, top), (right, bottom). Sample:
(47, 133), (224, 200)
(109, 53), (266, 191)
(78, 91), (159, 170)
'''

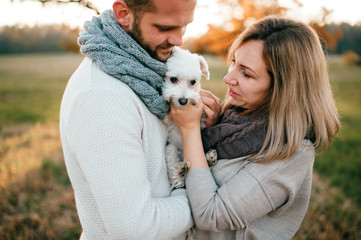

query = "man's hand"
(200, 89), (221, 128)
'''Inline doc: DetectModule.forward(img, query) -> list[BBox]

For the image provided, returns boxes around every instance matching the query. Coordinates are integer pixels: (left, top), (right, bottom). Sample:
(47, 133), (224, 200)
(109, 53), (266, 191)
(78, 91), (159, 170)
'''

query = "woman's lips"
(229, 88), (238, 97)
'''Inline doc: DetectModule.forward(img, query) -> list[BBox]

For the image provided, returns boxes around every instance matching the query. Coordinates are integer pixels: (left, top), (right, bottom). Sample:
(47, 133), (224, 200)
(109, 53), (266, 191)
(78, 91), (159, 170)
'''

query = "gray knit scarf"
(202, 107), (268, 159)
(78, 10), (169, 119)
(202, 106), (316, 159)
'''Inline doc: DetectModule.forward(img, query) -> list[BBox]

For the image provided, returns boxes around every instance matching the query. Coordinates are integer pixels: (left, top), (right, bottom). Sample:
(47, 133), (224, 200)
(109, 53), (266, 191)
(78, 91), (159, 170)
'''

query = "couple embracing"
(59, 0), (340, 239)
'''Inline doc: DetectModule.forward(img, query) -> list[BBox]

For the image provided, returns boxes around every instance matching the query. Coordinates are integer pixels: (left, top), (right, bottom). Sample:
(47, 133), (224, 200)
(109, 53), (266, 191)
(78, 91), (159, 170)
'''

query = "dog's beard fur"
(162, 75), (201, 108)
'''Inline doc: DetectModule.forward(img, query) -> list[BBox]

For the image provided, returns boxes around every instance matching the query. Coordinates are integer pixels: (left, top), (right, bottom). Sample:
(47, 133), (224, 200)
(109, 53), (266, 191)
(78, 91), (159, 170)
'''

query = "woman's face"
(224, 40), (271, 110)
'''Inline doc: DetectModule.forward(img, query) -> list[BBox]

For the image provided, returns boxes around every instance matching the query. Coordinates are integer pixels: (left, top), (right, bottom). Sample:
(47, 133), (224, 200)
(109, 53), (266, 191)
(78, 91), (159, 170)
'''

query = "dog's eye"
(170, 77), (178, 84)
(190, 80), (197, 85)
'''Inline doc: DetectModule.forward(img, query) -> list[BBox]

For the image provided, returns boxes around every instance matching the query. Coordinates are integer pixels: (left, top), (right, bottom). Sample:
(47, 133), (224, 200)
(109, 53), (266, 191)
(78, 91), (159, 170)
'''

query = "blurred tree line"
(0, 24), (79, 54)
(2, 0), (361, 56)
(329, 23), (361, 55)
(1, 21), (360, 56)
(190, 0), (360, 57)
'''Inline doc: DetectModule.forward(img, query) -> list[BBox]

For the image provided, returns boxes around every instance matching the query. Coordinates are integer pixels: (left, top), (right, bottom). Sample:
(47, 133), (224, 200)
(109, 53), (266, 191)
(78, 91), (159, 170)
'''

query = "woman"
(169, 16), (340, 239)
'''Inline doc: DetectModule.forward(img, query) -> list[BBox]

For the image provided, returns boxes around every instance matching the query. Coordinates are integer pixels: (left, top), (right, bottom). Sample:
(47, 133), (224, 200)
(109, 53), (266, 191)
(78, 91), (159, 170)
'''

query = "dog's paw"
(206, 149), (217, 168)
(168, 162), (190, 189)
(178, 161), (190, 177)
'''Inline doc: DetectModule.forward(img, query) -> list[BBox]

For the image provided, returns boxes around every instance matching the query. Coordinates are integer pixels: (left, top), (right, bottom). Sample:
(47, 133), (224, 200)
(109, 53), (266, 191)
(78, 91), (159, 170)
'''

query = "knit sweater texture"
(59, 58), (193, 239)
(186, 140), (315, 240)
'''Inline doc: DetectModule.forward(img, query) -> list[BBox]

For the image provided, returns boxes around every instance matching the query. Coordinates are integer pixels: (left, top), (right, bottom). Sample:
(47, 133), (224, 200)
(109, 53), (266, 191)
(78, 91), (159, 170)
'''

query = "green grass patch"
(313, 59), (361, 207)
(41, 158), (71, 186)
(0, 53), (84, 127)
(295, 173), (361, 239)
(202, 54), (229, 100)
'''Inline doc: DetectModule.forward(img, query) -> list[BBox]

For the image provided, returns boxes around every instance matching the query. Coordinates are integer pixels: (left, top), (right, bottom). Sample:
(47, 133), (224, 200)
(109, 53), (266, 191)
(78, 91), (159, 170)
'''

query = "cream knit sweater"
(60, 58), (193, 239)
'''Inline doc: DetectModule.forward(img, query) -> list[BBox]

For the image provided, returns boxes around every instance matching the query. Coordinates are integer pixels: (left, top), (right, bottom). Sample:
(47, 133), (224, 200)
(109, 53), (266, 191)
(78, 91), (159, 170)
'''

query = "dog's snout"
(178, 98), (188, 105)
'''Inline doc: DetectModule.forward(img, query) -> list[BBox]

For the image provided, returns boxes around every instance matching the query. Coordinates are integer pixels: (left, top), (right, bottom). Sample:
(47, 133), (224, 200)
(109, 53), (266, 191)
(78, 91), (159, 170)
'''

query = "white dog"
(163, 47), (217, 189)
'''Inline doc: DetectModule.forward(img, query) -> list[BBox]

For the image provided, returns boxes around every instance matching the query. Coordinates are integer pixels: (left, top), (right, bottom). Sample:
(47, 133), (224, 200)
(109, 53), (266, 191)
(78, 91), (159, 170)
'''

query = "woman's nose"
(223, 71), (237, 85)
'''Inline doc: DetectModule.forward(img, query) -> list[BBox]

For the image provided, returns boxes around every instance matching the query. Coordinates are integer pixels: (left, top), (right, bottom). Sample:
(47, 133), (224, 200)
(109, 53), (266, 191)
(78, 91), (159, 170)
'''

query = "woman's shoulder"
(290, 139), (315, 163)
(245, 140), (315, 180)
(211, 140), (314, 186)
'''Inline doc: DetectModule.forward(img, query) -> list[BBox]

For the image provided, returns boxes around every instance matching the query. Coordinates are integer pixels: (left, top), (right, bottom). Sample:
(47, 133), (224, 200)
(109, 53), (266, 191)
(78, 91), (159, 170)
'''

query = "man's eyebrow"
(154, 24), (179, 29)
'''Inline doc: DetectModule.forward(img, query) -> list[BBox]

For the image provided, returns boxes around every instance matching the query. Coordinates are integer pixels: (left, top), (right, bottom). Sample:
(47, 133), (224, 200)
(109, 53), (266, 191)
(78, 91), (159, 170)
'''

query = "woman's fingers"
(200, 90), (221, 127)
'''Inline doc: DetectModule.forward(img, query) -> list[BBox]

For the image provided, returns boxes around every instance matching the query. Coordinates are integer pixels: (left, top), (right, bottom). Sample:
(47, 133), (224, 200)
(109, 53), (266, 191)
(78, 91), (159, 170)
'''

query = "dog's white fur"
(163, 47), (217, 190)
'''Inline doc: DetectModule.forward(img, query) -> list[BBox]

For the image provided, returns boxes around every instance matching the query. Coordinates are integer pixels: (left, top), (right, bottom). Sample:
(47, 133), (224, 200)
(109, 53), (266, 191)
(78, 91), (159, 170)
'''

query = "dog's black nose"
(178, 98), (188, 105)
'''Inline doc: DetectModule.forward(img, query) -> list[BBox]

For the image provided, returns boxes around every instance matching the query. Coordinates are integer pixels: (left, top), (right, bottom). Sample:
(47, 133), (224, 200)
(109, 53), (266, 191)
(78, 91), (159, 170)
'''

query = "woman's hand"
(169, 100), (204, 133)
(169, 100), (208, 170)
(200, 89), (221, 127)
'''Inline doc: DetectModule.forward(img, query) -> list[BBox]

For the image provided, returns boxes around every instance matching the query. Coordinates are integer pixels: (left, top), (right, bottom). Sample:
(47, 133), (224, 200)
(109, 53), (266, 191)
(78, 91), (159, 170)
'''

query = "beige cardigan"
(186, 140), (315, 240)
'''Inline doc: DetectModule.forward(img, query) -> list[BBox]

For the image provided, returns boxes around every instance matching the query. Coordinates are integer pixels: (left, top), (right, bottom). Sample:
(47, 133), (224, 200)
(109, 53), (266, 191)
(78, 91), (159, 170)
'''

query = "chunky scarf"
(78, 10), (169, 119)
(202, 106), (316, 159)
(202, 107), (269, 159)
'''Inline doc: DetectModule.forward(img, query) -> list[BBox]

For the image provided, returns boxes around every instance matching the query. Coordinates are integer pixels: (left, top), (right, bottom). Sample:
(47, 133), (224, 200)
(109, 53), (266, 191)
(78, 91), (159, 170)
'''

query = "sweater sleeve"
(64, 87), (192, 239)
(185, 146), (314, 232)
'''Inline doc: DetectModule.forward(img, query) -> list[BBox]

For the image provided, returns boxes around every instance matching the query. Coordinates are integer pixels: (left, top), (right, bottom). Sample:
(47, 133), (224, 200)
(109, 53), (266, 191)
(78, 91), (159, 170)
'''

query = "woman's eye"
(170, 77), (178, 83)
(242, 70), (251, 78)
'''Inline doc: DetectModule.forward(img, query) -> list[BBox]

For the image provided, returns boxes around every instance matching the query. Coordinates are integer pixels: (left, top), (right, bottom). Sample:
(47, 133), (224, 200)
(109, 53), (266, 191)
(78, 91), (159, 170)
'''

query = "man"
(59, 0), (220, 239)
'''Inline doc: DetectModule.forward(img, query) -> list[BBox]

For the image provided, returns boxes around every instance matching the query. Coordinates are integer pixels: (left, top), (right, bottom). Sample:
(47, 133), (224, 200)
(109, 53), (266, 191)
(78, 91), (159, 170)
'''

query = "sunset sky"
(1, 0), (361, 37)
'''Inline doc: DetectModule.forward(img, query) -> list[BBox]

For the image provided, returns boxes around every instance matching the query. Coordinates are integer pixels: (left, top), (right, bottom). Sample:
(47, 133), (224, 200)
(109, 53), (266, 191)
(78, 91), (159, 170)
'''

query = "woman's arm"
(184, 146), (314, 232)
(169, 101), (314, 232)
(169, 89), (221, 169)
(169, 101), (208, 170)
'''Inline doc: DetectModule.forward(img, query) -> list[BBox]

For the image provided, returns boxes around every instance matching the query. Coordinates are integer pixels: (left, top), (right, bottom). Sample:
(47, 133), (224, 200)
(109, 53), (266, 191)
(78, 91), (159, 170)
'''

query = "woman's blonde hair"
(223, 16), (340, 162)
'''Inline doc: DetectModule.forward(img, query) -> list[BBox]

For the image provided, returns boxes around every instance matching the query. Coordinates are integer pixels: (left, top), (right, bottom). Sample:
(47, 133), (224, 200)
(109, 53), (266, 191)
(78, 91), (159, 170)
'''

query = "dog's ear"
(199, 56), (210, 80)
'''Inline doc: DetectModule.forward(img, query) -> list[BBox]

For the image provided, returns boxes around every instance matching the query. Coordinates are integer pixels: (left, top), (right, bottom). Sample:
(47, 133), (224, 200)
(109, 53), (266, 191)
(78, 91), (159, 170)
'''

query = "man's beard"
(128, 19), (173, 62)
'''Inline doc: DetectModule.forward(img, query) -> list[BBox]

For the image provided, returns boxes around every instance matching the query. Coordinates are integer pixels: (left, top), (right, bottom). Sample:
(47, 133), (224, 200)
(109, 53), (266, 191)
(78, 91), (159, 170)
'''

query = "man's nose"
(168, 28), (184, 46)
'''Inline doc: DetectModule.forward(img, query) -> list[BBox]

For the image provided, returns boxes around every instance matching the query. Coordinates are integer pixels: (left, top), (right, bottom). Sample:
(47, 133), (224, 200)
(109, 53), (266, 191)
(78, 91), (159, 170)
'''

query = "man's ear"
(113, 0), (133, 31)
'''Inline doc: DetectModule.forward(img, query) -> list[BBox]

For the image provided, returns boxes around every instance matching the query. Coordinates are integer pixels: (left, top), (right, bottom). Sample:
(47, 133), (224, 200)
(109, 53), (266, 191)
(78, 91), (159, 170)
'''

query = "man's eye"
(170, 77), (178, 83)
(189, 80), (196, 85)
(158, 26), (172, 31)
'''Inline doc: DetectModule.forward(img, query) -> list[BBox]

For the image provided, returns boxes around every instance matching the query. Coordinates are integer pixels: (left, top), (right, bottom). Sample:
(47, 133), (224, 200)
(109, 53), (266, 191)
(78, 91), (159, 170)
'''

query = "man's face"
(127, 0), (196, 62)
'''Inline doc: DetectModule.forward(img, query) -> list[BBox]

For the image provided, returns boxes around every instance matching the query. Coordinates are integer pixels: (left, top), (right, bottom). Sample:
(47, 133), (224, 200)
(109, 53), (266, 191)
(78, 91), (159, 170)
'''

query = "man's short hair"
(124, 0), (156, 15)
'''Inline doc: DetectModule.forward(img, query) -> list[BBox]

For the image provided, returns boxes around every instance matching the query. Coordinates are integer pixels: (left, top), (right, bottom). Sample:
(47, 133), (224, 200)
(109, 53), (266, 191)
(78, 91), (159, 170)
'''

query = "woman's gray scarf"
(202, 107), (268, 159)
(78, 10), (169, 119)
(202, 106), (316, 159)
